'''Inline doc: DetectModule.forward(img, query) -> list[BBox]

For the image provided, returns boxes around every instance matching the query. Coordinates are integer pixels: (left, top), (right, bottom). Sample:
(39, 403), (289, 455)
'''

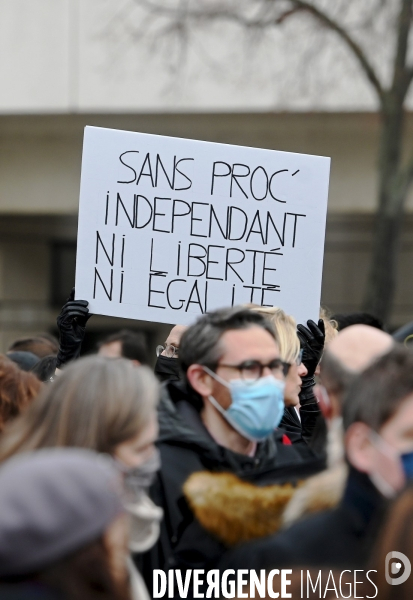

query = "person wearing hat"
(0, 448), (131, 600)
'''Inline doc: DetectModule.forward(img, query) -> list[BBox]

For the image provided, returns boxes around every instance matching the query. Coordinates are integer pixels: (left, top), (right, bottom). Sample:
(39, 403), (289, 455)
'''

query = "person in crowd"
(8, 334), (59, 358)
(332, 311), (384, 331)
(55, 289), (91, 369)
(220, 343), (413, 573)
(54, 289), (149, 368)
(251, 306), (323, 443)
(0, 355), (162, 600)
(282, 323), (394, 525)
(319, 307), (338, 346)
(0, 355), (42, 433)
(319, 324), (393, 422)
(0, 448), (131, 600)
(154, 324), (188, 382)
(360, 483), (413, 599)
(137, 306), (326, 592)
(6, 350), (39, 371)
(97, 330), (149, 365)
(31, 354), (58, 382)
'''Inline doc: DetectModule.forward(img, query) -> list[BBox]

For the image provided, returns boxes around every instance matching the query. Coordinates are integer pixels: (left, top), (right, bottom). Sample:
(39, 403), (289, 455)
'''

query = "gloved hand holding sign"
(56, 288), (92, 368)
(297, 319), (325, 379)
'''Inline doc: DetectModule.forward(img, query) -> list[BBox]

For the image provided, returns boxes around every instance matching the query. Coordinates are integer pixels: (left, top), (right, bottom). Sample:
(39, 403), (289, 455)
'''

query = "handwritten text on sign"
(75, 127), (330, 325)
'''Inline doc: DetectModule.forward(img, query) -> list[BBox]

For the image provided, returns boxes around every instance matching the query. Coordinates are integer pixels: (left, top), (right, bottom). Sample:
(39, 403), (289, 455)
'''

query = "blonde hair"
(319, 307), (338, 346)
(248, 305), (300, 363)
(0, 355), (159, 462)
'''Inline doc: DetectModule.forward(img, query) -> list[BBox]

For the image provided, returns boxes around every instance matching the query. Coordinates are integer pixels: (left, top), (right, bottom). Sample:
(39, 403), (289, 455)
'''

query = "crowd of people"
(0, 291), (413, 599)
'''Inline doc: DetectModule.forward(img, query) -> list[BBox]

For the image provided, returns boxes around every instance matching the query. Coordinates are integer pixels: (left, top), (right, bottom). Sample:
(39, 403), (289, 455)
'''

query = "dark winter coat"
(219, 467), (387, 572)
(136, 380), (326, 593)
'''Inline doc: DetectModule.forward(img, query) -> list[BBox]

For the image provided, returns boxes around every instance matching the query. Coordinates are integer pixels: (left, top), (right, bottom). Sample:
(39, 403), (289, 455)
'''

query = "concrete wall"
(1, 112), (413, 215)
(0, 0), (385, 113)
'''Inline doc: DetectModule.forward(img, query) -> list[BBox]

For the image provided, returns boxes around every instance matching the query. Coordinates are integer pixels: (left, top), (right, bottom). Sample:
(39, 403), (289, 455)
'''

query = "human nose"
(298, 362), (308, 377)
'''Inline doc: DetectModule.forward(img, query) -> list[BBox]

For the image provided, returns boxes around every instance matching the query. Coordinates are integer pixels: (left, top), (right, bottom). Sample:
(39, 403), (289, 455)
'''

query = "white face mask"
(116, 450), (164, 552)
(327, 416), (344, 469)
(126, 493), (163, 553)
(368, 431), (399, 499)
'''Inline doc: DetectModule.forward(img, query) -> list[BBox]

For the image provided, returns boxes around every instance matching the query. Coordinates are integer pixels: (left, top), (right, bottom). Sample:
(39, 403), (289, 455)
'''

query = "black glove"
(297, 319), (325, 379)
(56, 288), (91, 368)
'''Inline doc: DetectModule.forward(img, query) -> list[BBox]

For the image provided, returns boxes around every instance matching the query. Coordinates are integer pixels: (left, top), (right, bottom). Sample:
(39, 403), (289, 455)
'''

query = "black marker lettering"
(116, 193), (135, 228)
(185, 280), (204, 313)
(209, 205), (227, 240)
(243, 285), (261, 303)
(187, 243), (207, 277)
(261, 286), (280, 306)
(231, 284), (236, 306)
(174, 157), (194, 191)
(250, 166), (269, 201)
(225, 248), (245, 282)
(262, 251), (282, 287)
(269, 169), (288, 203)
(166, 279), (186, 310)
(93, 268), (113, 301)
(177, 242), (181, 276)
(190, 202), (209, 238)
(135, 195), (153, 229)
(204, 280), (208, 312)
(287, 212), (307, 247)
(153, 197), (172, 233)
(211, 161), (231, 195)
(245, 249), (264, 285)
(171, 199), (191, 233)
(119, 271), (124, 303)
(95, 231), (115, 266)
(117, 150), (139, 184)
(265, 212), (286, 246)
(155, 154), (174, 189)
(121, 235), (125, 268)
(136, 153), (155, 187)
(227, 206), (248, 241)
(246, 210), (265, 244)
(105, 192), (109, 225)
(206, 245), (225, 280)
(148, 272), (166, 309)
(230, 163), (250, 199)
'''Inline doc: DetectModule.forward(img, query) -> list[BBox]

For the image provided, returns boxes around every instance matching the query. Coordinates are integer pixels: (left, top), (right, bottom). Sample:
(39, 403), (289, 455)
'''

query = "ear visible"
(187, 364), (214, 398)
(345, 422), (375, 473)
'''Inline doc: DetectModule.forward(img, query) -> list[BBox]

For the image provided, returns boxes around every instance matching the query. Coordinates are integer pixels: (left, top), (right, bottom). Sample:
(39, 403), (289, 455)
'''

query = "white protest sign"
(75, 126), (330, 326)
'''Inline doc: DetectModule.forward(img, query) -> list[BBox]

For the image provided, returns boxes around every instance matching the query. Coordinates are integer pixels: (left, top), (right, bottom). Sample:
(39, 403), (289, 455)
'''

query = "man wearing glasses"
(154, 324), (188, 382)
(137, 306), (326, 590)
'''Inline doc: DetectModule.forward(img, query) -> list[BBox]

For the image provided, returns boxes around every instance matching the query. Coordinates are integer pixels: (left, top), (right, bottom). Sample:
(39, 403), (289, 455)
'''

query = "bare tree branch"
(134, 0), (385, 101)
(284, 0), (385, 101)
(391, 0), (413, 99)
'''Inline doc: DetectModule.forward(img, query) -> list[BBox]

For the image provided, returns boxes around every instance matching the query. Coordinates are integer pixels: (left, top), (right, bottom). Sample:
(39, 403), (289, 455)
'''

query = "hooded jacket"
(137, 379), (326, 592)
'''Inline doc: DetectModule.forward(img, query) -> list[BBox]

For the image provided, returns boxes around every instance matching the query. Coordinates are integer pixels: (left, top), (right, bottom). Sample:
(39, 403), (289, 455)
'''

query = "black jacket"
(137, 380), (326, 592)
(219, 467), (387, 571)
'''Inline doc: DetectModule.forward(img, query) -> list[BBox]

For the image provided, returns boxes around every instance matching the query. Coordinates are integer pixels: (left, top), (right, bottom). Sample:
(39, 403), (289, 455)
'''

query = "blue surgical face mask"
(401, 451), (413, 480)
(369, 430), (413, 497)
(203, 366), (285, 442)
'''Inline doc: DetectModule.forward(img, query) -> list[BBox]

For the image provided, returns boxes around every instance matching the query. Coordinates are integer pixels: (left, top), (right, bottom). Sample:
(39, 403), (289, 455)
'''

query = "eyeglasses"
(217, 358), (289, 382)
(282, 349), (304, 374)
(156, 344), (179, 358)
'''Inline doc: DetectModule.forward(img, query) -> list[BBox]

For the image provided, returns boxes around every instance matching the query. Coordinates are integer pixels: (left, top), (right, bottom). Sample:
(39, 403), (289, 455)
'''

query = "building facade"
(0, 2), (412, 352)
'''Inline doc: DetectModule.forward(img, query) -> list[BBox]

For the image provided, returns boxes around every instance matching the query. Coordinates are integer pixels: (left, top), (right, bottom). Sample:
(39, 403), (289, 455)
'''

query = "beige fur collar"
(183, 471), (297, 546)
